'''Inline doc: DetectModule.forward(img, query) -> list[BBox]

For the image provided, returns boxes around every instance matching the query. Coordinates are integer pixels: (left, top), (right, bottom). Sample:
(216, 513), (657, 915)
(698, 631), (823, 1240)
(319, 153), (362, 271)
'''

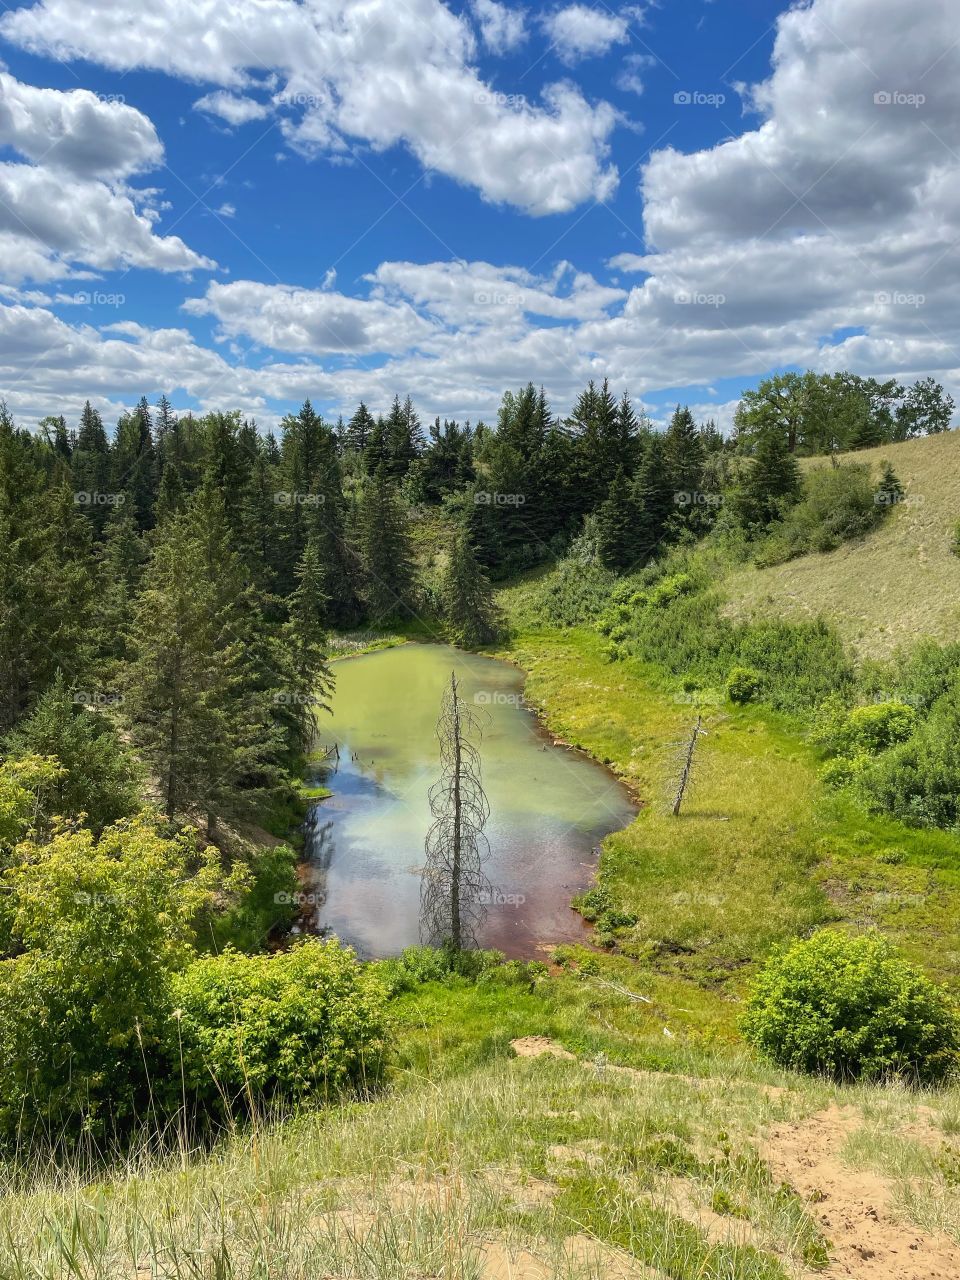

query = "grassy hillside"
(723, 432), (960, 659)
(1, 994), (958, 1278)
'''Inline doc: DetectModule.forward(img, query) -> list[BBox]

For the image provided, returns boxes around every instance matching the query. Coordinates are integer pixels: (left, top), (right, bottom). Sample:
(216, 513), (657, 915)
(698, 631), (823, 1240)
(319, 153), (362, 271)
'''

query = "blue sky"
(0, 0), (956, 432)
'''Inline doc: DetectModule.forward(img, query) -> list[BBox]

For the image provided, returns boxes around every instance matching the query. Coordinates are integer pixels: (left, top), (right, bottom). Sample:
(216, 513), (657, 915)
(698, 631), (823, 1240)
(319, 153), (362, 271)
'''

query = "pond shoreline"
(294, 636), (640, 959)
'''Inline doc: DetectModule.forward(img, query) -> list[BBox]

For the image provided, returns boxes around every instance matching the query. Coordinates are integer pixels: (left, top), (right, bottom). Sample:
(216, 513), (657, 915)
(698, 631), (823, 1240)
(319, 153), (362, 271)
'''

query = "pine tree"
(279, 537), (334, 753)
(91, 507), (146, 679)
(6, 673), (140, 833)
(358, 467), (415, 622)
(384, 394), (424, 479)
(442, 527), (500, 646)
(0, 408), (90, 730)
(595, 467), (639, 571)
(734, 427), (802, 530)
(71, 401), (111, 533)
(631, 434), (675, 563)
(345, 401), (375, 453)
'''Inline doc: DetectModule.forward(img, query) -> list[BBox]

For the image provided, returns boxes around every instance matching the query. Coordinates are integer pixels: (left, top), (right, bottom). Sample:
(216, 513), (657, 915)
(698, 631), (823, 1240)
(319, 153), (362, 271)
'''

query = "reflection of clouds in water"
(304, 644), (635, 958)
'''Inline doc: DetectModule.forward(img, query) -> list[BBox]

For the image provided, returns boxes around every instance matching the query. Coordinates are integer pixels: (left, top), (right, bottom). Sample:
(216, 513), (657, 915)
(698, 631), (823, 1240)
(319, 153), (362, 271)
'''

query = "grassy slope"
(723, 431), (960, 658)
(493, 619), (960, 1030)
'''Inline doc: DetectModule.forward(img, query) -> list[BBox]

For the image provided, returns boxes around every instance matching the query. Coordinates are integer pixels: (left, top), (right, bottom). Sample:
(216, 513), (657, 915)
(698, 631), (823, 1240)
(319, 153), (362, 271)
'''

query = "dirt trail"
(762, 1105), (960, 1280)
(512, 1037), (960, 1279)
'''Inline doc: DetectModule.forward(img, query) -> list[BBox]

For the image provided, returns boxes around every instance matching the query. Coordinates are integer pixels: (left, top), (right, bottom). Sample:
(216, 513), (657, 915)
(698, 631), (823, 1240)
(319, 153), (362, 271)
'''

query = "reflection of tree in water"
(421, 671), (491, 951)
(303, 809), (335, 932)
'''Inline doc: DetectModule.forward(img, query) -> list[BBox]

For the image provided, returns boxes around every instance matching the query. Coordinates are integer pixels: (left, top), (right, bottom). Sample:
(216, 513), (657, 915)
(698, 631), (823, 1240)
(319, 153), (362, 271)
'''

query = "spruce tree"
(595, 467), (639, 571)
(734, 427), (802, 531)
(345, 401), (375, 453)
(358, 466), (415, 622)
(631, 434), (675, 563)
(442, 527), (500, 646)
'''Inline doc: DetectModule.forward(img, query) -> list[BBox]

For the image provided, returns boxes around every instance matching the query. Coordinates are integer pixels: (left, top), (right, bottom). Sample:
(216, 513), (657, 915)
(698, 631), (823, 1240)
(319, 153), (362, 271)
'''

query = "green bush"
(726, 666), (763, 704)
(812, 696), (917, 758)
(755, 463), (883, 567)
(0, 818), (220, 1140)
(860, 691), (960, 829)
(170, 939), (389, 1114)
(742, 930), (959, 1082)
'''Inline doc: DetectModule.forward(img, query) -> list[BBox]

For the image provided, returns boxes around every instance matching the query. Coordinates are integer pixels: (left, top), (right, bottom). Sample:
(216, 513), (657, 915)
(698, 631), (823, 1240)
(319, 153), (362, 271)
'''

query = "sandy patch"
(763, 1104), (960, 1279)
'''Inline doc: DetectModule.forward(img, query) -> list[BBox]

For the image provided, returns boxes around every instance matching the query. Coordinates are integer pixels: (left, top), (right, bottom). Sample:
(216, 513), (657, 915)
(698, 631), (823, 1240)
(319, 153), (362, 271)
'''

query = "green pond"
(301, 642), (636, 958)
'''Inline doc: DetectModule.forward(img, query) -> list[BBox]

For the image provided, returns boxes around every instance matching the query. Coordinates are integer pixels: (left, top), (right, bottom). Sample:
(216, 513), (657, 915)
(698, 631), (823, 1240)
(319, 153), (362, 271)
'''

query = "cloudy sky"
(0, 0), (956, 432)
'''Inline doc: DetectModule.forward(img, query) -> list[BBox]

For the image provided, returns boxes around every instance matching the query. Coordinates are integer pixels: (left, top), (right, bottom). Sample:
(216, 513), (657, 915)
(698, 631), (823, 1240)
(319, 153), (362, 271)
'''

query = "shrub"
(860, 691), (960, 829)
(0, 818), (220, 1140)
(812, 696), (917, 758)
(742, 930), (959, 1082)
(755, 463), (883, 566)
(726, 666), (763, 704)
(170, 939), (389, 1115)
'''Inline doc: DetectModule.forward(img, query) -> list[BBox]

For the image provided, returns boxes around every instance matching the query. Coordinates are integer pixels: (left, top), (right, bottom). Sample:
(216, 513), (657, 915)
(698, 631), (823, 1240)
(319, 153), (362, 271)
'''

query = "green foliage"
(755, 462), (884, 566)
(0, 755), (61, 853)
(742, 930), (959, 1082)
(597, 567), (852, 713)
(441, 526), (501, 646)
(812, 696), (917, 757)
(170, 939), (389, 1114)
(859, 688), (960, 829)
(5, 675), (141, 832)
(207, 842), (299, 953)
(0, 817), (222, 1139)
(726, 666), (762, 704)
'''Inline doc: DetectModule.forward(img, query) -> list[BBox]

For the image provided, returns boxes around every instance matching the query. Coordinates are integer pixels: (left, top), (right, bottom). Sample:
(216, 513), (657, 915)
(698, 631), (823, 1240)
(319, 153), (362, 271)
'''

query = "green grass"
(0, 1011), (954, 1278)
(724, 431), (960, 659)
(490, 613), (960, 1027)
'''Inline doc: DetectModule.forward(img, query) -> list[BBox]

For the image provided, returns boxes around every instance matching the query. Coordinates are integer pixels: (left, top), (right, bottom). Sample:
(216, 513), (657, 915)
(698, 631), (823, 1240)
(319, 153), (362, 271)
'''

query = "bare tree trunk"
(672, 714), (707, 816)
(421, 670), (491, 951)
(450, 673), (462, 950)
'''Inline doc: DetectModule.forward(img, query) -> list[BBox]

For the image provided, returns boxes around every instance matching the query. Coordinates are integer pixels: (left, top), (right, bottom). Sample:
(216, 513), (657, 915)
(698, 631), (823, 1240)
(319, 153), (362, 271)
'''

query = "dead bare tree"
(671, 714), (709, 816)
(420, 671), (491, 950)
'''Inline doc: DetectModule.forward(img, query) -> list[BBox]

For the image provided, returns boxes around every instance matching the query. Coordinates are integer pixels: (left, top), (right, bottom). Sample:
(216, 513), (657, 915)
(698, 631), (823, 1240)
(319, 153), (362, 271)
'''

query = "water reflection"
(301, 643), (636, 959)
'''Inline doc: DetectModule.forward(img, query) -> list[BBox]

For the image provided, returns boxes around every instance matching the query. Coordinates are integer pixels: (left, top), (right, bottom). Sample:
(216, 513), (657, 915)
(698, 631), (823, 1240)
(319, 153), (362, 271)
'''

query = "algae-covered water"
(300, 643), (635, 958)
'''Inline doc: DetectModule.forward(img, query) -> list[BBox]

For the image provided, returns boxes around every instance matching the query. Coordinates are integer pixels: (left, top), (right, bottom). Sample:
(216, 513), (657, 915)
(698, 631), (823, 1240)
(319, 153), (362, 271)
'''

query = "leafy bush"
(742, 930), (959, 1082)
(860, 690), (960, 829)
(812, 696), (917, 757)
(726, 666), (763, 704)
(170, 939), (389, 1114)
(0, 818), (221, 1140)
(755, 463), (884, 567)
